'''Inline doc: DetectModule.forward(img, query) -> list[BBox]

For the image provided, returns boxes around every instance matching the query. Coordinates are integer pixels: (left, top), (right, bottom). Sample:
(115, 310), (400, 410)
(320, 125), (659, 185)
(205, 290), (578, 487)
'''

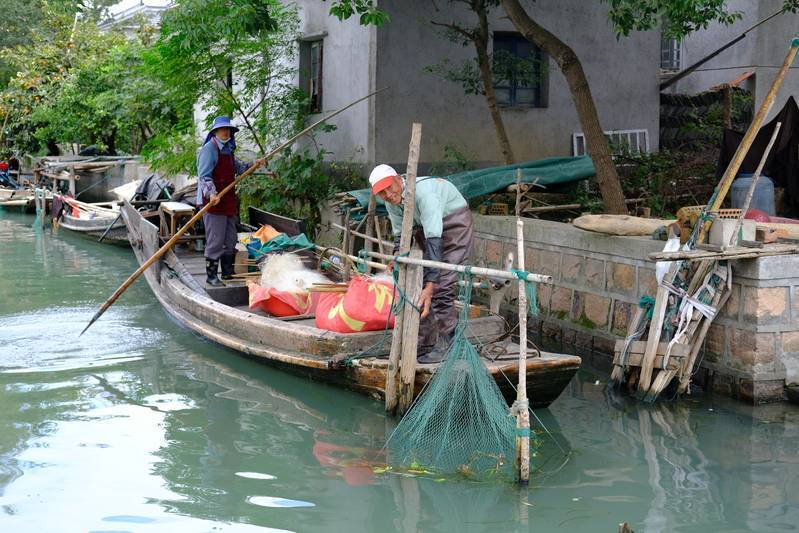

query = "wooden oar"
(79, 88), (386, 336)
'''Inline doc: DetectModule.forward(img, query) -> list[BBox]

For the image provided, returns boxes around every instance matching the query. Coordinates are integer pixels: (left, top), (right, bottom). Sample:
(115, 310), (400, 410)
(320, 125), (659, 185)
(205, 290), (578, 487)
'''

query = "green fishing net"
(386, 276), (518, 480)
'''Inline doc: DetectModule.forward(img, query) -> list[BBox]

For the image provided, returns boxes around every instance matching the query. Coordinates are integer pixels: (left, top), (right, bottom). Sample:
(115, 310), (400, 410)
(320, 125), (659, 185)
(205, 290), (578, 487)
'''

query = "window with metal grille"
(572, 129), (650, 157)
(299, 39), (324, 113)
(492, 32), (547, 108)
(661, 34), (681, 71)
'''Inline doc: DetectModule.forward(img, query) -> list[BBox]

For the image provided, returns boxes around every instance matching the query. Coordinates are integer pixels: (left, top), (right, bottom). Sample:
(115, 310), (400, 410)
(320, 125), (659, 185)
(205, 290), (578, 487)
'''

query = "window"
(661, 34), (681, 71)
(492, 32), (547, 108)
(572, 129), (650, 157)
(299, 39), (324, 113)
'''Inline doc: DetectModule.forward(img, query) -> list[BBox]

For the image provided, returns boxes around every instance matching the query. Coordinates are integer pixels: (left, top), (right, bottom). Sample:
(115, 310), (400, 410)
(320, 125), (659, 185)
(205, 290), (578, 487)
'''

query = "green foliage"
(604, 0), (799, 39)
(0, 8), (178, 156)
(143, 0), (301, 173)
(238, 148), (331, 236)
(326, 0), (389, 26)
(429, 144), (476, 176)
(680, 90), (752, 147)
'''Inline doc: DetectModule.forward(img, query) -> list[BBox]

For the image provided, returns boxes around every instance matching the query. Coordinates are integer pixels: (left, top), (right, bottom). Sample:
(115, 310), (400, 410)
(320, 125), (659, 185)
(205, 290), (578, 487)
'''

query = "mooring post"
(514, 169), (530, 483)
(398, 249), (423, 415)
(385, 122), (422, 414)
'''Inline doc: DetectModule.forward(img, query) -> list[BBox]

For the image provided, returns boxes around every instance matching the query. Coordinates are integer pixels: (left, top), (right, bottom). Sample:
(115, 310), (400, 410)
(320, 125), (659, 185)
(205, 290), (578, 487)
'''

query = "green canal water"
(1, 209), (798, 532)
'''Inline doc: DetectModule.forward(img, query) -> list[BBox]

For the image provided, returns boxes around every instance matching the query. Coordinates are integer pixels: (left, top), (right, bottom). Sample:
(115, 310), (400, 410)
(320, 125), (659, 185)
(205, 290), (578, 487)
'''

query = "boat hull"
(121, 201), (581, 408)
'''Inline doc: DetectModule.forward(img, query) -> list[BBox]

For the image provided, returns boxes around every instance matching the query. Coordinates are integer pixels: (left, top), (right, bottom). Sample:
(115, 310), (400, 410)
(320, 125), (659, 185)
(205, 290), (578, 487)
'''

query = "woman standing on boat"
(196, 116), (265, 287)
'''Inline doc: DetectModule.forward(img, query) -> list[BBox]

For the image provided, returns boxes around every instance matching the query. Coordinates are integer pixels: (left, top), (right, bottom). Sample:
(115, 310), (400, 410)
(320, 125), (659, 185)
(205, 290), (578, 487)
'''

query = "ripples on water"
(1, 210), (799, 532)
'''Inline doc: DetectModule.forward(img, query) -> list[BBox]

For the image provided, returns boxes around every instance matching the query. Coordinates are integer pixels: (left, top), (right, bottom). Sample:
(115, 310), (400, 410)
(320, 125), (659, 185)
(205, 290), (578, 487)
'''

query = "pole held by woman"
(79, 88), (385, 336)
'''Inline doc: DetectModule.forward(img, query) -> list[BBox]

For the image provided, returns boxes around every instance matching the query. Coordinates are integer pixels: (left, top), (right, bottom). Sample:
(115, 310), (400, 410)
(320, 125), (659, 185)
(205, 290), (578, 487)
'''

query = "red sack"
(342, 276), (396, 331)
(315, 293), (363, 333)
(247, 283), (312, 317)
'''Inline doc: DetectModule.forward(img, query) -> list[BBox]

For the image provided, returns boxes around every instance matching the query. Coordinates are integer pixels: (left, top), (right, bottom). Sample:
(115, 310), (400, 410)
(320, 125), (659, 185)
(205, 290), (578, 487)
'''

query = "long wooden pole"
(729, 122), (781, 246)
(514, 169), (530, 484)
(385, 122), (422, 414)
(697, 39), (799, 243)
(80, 89), (384, 336)
(398, 249), (423, 416)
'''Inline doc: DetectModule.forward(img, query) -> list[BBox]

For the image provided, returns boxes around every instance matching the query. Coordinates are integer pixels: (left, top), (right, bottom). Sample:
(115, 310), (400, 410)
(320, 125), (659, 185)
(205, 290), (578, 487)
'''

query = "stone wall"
(473, 215), (799, 403)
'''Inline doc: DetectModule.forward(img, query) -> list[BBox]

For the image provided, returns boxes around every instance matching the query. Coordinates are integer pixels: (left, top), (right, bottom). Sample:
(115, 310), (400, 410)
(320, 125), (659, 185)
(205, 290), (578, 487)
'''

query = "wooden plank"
(614, 340), (689, 358)
(248, 206), (305, 236)
(649, 243), (798, 261)
(637, 281), (671, 397)
(398, 250), (423, 415)
(385, 122), (422, 414)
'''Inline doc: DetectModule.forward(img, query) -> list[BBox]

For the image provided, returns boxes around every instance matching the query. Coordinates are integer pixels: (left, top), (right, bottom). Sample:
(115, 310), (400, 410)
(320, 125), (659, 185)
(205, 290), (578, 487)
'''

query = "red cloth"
(0, 162), (7, 172)
(206, 144), (238, 216)
(248, 283), (316, 317)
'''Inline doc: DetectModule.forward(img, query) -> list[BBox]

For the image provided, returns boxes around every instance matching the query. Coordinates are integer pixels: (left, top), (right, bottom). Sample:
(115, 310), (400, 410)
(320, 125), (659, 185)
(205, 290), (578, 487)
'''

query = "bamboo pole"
(698, 39), (799, 244)
(342, 208), (353, 283)
(514, 169), (530, 484)
(365, 194), (377, 274)
(80, 89), (384, 336)
(331, 222), (393, 249)
(385, 122), (422, 414)
(729, 122), (781, 246)
(398, 249), (423, 416)
(367, 251), (551, 284)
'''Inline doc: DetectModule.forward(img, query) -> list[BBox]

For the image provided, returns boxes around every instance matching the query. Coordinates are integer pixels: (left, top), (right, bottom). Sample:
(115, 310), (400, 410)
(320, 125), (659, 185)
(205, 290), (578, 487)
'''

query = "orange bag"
(342, 276), (396, 331)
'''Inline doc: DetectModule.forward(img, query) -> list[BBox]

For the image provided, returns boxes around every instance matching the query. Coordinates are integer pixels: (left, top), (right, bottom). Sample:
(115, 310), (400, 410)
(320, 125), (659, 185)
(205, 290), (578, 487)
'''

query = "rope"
(638, 295), (656, 319)
(509, 268), (539, 317)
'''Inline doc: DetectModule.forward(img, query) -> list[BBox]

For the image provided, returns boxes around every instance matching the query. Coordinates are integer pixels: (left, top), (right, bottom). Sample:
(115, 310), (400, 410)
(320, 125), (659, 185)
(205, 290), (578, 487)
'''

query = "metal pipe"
(366, 251), (552, 283)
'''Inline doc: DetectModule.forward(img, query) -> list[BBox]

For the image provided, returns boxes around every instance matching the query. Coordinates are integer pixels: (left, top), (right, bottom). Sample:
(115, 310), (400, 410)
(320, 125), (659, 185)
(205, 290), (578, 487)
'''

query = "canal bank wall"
(472, 215), (799, 404)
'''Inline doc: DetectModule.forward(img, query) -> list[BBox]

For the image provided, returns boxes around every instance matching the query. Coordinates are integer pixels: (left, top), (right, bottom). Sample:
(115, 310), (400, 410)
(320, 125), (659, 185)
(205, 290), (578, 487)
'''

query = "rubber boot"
(417, 331), (453, 364)
(206, 258), (225, 287)
(220, 253), (236, 281)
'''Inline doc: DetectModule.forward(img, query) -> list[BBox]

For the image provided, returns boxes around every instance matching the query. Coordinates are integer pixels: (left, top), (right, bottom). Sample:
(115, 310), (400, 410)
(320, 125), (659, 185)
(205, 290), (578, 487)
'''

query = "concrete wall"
(667, 0), (758, 95)
(294, 1), (375, 164)
(472, 215), (799, 403)
(374, 0), (661, 169)
(669, 0), (799, 120)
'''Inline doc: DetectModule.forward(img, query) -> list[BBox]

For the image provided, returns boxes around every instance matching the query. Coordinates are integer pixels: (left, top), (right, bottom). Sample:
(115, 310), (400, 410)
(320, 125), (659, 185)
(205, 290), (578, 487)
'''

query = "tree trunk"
(474, 7), (515, 164)
(500, 0), (628, 214)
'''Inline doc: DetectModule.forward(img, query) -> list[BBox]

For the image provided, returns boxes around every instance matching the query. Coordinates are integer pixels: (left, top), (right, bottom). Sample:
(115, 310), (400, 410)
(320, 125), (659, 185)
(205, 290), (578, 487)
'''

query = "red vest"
(206, 140), (238, 216)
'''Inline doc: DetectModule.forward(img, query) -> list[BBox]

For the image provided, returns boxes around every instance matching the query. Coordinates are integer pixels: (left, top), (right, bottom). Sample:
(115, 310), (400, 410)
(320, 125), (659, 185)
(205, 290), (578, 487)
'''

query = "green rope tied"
(389, 251), (421, 315)
(638, 295), (656, 319)
(356, 249), (369, 274)
(515, 427), (531, 437)
(510, 268), (539, 317)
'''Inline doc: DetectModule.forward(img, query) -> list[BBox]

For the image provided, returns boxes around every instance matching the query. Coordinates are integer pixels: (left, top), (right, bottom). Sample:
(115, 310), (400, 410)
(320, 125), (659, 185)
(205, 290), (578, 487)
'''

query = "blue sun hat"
(203, 116), (240, 147)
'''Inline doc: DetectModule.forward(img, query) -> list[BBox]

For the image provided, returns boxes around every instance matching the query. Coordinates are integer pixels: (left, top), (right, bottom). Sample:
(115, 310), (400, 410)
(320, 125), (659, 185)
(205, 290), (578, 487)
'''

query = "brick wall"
(473, 215), (799, 403)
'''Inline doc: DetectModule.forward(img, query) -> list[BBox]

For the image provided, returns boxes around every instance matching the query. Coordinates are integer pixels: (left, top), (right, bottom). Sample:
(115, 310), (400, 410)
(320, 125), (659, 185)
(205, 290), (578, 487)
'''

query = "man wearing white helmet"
(369, 164), (473, 363)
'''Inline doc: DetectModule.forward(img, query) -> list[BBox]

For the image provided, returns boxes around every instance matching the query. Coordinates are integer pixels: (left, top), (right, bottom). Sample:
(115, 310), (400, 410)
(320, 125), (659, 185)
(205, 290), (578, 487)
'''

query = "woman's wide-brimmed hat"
(208, 116), (239, 134)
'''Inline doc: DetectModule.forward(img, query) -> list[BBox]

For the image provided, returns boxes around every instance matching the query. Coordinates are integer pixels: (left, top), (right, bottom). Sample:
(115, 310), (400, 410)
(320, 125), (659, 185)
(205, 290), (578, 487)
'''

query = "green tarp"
(346, 156), (595, 211)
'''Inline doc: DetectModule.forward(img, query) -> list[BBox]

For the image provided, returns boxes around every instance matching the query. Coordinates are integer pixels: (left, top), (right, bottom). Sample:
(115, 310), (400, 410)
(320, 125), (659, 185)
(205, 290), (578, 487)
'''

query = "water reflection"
(2, 208), (799, 532)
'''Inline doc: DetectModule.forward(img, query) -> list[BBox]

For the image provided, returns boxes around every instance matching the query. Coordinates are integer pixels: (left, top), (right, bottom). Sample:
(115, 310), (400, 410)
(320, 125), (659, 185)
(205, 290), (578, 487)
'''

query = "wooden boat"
(56, 196), (128, 245)
(121, 201), (581, 408)
(0, 188), (51, 213)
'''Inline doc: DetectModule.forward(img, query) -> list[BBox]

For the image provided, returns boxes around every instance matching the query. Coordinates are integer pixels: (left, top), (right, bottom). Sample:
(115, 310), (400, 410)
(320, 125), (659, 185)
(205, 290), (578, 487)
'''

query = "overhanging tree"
(426, 1), (517, 165)
(143, 0), (303, 173)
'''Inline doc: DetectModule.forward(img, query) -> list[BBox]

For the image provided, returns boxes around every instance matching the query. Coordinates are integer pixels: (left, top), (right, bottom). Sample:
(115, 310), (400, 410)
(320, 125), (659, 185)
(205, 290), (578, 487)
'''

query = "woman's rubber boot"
(206, 258), (225, 287)
(220, 253), (236, 281)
